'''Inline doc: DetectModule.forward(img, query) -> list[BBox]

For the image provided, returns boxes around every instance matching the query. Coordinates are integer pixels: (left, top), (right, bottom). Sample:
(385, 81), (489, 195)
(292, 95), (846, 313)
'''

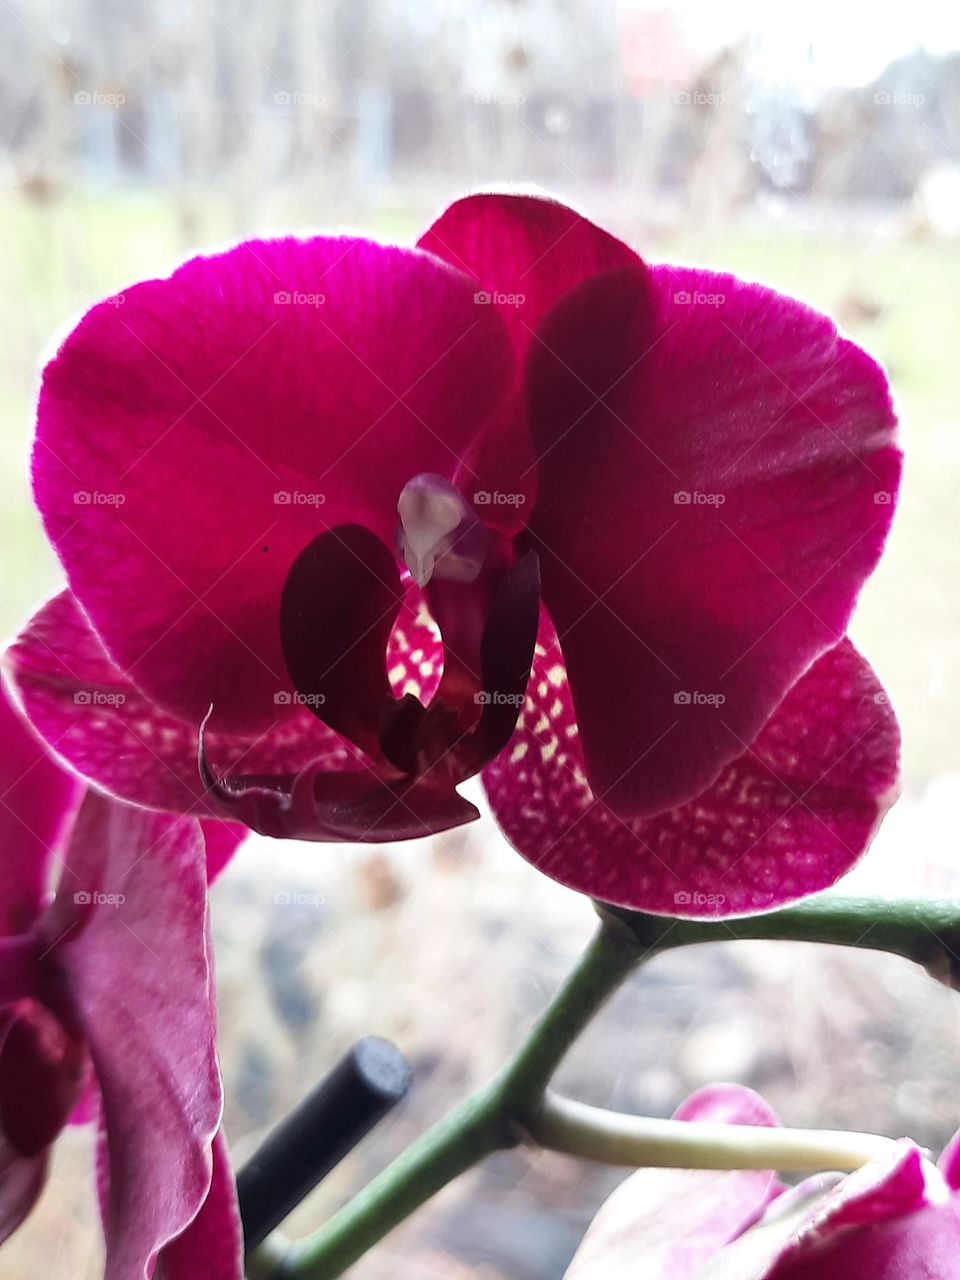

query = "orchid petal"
(201, 742), (479, 842)
(419, 192), (640, 369)
(564, 1085), (782, 1279)
(0, 676), (80, 935)
(156, 1130), (243, 1280)
(419, 193), (642, 529)
(524, 265), (899, 818)
(765, 1198), (960, 1279)
(199, 820), (247, 885)
(453, 549), (541, 773)
(34, 237), (513, 736)
(483, 614), (899, 916)
(280, 525), (403, 757)
(939, 1129), (960, 1191)
(708, 1143), (954, 1279)
(5, 592), (351, 820)
(46, 794), (222, 1280)
(0, 999), (87, 1157)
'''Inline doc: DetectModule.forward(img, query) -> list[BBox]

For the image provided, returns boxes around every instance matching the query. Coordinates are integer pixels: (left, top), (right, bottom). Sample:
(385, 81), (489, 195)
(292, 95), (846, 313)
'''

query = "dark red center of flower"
(200, 475), (539, 842)
(280, 473), (539, 784)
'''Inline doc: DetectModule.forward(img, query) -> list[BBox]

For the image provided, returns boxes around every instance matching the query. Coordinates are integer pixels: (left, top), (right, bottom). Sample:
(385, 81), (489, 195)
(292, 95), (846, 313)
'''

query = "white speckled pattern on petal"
(483, 612), (900, 917)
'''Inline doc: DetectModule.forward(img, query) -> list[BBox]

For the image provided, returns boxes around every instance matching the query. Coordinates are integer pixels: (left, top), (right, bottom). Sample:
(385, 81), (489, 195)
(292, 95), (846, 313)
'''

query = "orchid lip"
(199, 499), (541, 841)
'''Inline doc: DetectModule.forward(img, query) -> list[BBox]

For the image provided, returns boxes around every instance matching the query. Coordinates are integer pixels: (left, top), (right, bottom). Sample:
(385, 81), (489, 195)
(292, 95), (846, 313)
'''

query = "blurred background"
(2, 0), (960, 1275)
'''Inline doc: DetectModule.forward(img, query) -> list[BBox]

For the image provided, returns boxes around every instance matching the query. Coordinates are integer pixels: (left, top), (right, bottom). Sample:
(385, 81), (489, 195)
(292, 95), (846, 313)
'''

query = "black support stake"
(237, 1036), (412, 1252)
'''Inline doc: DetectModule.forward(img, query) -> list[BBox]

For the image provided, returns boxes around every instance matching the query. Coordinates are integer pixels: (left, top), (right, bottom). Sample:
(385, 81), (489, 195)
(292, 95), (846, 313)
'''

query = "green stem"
(530, 1091), (896, 1171)
(251, 921), (646, 1279)
(600, 895), (960, 988)
(248, 893), (960, 1279)
(490, 915), (647, 1116)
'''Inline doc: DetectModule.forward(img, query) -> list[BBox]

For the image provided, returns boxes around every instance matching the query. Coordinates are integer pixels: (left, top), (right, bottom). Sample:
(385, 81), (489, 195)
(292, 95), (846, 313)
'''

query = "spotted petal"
(483, 613), (900, 916)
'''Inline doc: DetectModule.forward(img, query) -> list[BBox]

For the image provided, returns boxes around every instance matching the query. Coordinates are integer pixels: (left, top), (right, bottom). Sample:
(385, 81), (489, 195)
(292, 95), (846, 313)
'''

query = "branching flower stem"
(247, 894), (960, 1279)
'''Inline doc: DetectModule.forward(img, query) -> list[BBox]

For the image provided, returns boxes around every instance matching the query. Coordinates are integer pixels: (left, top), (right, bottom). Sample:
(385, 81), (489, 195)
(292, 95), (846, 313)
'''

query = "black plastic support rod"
(237, 1036), (413, 1252)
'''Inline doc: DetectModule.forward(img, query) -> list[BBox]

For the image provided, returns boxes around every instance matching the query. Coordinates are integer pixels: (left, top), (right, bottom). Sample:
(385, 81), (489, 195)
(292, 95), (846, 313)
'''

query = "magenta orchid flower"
(7, 192), (901, 916)
(0, 680), (243, 1278)
(564, 1084), (960, 1280)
